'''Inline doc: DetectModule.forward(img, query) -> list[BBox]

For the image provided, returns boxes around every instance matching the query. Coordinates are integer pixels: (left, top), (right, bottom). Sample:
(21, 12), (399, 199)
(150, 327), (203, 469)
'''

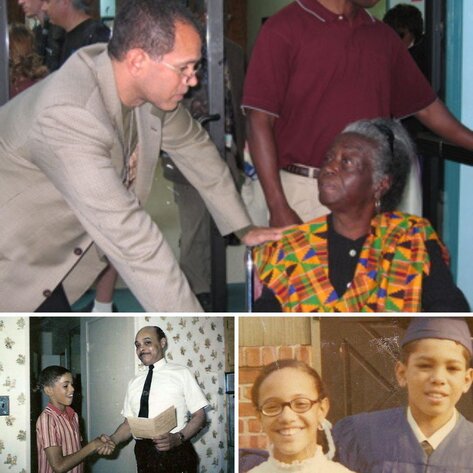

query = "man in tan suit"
(0, 0), (279, 312)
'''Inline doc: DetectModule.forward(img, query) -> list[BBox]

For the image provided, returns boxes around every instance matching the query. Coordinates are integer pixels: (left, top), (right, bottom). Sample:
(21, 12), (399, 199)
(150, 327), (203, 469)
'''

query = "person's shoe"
(196, 292), (212, 312)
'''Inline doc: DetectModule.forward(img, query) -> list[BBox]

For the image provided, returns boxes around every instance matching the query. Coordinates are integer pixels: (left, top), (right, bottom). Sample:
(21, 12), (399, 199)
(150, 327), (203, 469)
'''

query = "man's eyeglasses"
(258, 397), (321, 417)
(160, 61), (202, 81)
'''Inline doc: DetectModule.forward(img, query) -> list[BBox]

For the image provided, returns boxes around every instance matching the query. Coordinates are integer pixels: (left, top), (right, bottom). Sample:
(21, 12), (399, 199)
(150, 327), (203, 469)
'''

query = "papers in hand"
(127, 406), (177, 439)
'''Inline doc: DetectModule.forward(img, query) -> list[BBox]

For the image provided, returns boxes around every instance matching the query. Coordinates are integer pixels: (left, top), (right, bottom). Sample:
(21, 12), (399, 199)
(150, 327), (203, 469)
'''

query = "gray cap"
(401, 317), (472, 356)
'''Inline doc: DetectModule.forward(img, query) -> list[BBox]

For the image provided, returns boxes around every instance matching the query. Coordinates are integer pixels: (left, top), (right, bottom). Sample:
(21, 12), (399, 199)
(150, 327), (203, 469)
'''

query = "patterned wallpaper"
(139, 316), (231, 473)
(0, 316), (29, 473)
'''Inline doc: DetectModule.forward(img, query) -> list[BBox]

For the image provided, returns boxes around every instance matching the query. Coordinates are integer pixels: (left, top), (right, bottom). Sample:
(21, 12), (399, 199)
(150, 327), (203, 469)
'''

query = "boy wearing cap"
(332, 317), (473, 473)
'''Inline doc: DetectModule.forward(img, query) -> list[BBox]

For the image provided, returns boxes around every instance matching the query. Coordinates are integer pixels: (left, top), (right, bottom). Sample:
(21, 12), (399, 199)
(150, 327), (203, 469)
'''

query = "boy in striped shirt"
(36, 365), (115, 473)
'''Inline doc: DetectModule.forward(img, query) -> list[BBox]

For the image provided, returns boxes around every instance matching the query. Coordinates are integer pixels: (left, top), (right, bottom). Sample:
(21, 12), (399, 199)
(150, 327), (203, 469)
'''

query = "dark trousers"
(35, 284), (72, 312)
(134, 439), (199, 473)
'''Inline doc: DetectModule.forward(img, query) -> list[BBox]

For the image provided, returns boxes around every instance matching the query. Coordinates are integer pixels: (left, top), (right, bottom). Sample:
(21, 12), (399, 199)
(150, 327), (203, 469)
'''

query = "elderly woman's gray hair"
(343, 118), (415, 212)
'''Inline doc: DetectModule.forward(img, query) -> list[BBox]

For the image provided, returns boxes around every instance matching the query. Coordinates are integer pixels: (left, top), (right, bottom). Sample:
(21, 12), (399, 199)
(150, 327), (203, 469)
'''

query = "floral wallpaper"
(0, 316), (29, 473)
(140, 316), (231, 473)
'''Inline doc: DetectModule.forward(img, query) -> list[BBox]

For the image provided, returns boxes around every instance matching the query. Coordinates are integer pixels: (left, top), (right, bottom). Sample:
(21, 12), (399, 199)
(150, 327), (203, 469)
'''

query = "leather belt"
(283, 164), (320, 179)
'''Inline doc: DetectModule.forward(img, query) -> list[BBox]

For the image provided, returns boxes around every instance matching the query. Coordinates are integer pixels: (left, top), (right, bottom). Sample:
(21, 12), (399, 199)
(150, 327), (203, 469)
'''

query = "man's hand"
(153, 432), (180, 451)
(240, 226), (284, 247)
(95, 434), (116, 456)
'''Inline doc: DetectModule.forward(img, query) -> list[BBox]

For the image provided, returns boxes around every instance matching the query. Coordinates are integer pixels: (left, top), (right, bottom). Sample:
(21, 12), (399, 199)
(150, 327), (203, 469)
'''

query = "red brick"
(239, 419), (245, 433)
(239, 347), (246, 367)
(239, 385), (252, 403)
(296, 345), (312, 364)
(239, 436), (250, 449)
(246, 347), (262, 367)
(262, 346), (278, 365)
(279, 346), (294, 360)
(248, 418), (263, 433)
(239, 402), (257, 417)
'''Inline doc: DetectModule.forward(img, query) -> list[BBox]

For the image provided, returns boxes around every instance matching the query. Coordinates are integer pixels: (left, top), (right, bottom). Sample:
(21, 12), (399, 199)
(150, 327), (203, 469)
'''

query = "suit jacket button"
(74, 248), (83, 256)
(43, 289), (52, 297)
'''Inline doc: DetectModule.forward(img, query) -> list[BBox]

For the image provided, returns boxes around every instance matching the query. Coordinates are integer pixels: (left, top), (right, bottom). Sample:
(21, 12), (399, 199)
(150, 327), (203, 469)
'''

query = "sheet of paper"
(127, 405), (177, 439)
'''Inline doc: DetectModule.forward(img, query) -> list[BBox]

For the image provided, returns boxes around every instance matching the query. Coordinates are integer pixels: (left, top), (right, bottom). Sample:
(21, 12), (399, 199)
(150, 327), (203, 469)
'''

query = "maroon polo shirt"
(242, 0), (436, 168)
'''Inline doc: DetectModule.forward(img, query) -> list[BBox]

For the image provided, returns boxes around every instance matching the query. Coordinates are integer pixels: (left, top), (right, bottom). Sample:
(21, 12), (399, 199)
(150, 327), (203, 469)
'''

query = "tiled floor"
(73, 282), (246, 312)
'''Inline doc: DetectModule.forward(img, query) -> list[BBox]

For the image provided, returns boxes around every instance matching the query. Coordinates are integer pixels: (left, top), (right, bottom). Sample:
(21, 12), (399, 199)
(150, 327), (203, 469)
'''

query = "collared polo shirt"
(36, 403), (83, 473)
(242, 0), (436, 168)
(122, 358), (208, 438)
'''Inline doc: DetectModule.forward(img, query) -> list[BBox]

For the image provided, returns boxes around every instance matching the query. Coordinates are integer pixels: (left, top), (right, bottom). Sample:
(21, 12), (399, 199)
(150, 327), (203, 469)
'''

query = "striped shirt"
(36, 403), (83, 473)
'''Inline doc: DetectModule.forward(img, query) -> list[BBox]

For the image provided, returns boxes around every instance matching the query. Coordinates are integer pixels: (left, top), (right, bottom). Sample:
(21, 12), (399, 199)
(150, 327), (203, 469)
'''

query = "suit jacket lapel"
(135, 104), (161, 204)
(93, 49), (161, 205)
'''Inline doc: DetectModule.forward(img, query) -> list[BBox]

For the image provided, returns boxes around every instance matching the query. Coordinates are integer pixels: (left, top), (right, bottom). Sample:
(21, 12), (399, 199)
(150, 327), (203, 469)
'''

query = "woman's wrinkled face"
(257, 367), (329, 464)
(318, 132), (377, 213)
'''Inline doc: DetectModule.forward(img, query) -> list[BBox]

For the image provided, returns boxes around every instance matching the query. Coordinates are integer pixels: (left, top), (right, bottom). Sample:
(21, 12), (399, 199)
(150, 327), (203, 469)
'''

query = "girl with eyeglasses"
(246, 359), (355, 472)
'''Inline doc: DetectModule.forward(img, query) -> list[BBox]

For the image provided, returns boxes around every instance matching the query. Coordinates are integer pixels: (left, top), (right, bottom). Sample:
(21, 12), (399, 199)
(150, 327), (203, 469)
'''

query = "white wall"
(0, 316), (30, 473)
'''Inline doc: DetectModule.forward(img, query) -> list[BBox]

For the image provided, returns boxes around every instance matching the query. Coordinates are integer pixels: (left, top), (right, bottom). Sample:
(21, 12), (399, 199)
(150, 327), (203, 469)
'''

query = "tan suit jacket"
(0, 44), (251, 311)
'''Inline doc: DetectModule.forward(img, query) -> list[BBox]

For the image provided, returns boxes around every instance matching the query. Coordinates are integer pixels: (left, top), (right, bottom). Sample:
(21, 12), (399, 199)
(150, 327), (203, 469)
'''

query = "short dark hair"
(342, 118), (414, 212)
(154, 326), (166, 341)
(71, 0), (94, 15)
(383, 4), (424, 43)
(108, 0), (202, 61)
(37, 365), (71, 392)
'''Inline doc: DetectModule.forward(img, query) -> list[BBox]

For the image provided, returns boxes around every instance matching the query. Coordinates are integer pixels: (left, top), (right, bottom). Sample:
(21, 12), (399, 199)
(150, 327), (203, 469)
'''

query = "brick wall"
(239, 344), (313, 449)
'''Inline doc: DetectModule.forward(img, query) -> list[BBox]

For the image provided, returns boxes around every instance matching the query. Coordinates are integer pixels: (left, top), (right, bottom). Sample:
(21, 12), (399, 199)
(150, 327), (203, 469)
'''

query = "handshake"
(93, 434), (116, 456)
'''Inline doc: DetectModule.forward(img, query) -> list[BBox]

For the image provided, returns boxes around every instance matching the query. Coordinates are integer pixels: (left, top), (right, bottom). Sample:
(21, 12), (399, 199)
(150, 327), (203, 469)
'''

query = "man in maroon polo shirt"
(243, 0), (473, 227)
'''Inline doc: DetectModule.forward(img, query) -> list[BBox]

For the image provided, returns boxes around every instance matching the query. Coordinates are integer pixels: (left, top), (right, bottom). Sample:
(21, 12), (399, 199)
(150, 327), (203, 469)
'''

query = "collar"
(407, 407), (458, 449)
(296, 0), (376, 24)
(47, 402), (76, 422)
(268, 445), (326, 470)
(145, 357), (167, 371)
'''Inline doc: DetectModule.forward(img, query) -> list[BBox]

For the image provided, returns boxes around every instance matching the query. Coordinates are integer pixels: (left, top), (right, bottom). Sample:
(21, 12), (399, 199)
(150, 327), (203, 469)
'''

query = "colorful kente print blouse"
(253, 212), (449, 312)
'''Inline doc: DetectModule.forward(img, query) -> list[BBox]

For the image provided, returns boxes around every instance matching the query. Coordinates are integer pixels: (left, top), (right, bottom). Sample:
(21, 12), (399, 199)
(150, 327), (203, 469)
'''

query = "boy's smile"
(45, 373), (75, 411)
(396, 339), (473, 436)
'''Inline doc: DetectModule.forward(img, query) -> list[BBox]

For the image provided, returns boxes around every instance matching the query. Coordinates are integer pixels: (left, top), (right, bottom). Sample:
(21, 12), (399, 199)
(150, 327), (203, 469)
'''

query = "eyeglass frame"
(258, 397), (322, 417)
(160, 60), (202, 81)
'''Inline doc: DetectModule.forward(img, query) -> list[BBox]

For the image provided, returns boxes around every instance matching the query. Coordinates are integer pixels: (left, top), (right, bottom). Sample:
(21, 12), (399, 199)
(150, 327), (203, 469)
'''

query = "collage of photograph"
(1, 315), (473, 473)
(2, 0), (473, 472)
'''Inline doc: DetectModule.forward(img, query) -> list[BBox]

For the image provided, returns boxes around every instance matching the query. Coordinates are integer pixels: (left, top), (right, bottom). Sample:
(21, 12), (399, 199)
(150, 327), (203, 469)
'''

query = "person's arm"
(161, 105), (252, 236)
(44, 435), (114, 473)
(246, 109), (302, 227)
(33, 105), (202, 312)
(109, 419), (133, 446)
(153, 407), (206, 452)
(422, 240), (470, 311)
(415, 98), (473, 152)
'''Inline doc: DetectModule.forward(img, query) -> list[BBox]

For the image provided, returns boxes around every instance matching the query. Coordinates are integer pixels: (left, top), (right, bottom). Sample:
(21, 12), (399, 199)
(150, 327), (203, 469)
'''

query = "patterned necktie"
(138, 365), (154, 418)
(421, 440), (434, 457)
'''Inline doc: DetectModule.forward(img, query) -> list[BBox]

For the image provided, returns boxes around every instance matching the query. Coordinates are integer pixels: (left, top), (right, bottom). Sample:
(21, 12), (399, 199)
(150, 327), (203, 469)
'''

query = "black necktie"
(421, 440), (434, 457)
(138, 365), (154, 418)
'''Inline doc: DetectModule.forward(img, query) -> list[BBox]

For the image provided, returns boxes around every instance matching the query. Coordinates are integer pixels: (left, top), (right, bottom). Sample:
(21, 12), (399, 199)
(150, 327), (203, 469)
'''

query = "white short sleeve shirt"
(122, 358), (208, 433)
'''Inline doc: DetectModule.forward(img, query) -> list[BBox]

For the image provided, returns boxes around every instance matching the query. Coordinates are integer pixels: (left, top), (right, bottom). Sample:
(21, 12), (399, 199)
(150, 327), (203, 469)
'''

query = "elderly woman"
(253, 118), (469, 312)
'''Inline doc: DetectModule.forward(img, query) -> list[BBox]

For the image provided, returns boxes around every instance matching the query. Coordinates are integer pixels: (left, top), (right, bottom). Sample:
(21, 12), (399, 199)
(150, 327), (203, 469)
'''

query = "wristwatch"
(177, 432), (185, 444)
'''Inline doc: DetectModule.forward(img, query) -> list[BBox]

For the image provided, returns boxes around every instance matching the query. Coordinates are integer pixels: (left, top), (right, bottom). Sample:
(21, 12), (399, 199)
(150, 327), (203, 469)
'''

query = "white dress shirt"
(122, 357), (208, 435)
(407, 406), (458, 450)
